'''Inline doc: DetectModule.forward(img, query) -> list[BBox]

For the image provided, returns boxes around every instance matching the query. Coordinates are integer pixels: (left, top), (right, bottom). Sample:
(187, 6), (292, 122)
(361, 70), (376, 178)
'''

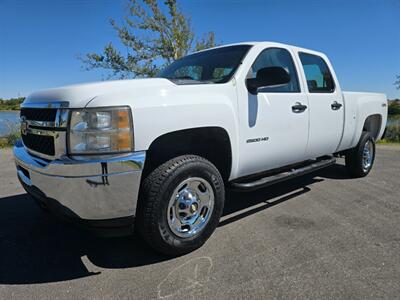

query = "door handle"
(292, 102), (307, 113)
(331, 101), (343, 110)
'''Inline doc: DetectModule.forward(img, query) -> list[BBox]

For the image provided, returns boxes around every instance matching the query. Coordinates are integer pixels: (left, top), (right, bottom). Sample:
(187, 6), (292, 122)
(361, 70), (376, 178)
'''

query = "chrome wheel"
(167, 177), (215, 238)
(362, 140), (374, 172)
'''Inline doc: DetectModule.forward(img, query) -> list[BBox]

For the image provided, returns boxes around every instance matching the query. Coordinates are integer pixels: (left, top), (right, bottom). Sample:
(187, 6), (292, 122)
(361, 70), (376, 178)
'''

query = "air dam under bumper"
(13, 141), (145, 235)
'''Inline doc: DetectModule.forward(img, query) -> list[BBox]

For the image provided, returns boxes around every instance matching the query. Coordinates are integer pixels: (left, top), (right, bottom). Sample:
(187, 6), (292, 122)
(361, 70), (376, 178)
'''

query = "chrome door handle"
(292, 102), (307, 113)
(331, 101), (343, 110)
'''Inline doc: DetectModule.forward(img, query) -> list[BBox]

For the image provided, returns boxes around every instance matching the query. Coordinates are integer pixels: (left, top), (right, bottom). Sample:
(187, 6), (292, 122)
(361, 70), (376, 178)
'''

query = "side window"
(248, 48), (300, 93)
(213, 67), (233, 80)
(299, 53), (335, 93)
(174, 65), (202, 80)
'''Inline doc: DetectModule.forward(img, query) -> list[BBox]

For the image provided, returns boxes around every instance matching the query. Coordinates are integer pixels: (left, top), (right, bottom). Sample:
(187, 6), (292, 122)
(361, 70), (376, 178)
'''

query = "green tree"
(0, 97), (25, 110)
(388, 101), (400, 115)
(81, 0), (218, 78)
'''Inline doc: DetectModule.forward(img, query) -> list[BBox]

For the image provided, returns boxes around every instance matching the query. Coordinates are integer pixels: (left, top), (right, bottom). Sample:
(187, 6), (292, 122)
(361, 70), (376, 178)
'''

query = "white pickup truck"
(14, 42), (387, 255)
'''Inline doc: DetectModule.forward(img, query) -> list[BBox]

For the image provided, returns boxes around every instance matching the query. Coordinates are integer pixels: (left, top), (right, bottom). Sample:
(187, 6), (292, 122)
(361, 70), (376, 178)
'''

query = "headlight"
(68, 106), (133, 155)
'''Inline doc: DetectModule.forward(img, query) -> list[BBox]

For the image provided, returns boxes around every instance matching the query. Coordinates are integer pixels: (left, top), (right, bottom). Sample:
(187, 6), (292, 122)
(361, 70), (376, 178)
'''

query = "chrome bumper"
(13, 141), (145, 221)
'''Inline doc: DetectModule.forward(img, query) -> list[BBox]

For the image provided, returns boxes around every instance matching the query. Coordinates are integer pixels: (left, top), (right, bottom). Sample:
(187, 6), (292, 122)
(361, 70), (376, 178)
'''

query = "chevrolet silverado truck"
(14, 42), (387, 255)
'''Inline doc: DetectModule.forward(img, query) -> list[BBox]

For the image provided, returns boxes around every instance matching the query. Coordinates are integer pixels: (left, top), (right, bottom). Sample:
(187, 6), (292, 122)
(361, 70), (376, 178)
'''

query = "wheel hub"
(190, 203), (198, 214)
(167, 177), (215, 238)
(362, 140), (373, 172)
(176, 189), (199, 221)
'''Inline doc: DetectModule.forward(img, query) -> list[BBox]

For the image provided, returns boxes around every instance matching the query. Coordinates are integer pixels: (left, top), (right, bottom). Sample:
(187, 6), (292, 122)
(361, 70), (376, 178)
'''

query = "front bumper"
(13, 141), (145, 234)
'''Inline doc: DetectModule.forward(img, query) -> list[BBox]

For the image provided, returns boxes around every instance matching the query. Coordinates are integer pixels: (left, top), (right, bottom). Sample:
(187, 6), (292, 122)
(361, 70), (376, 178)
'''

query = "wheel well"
(363, 114), (382, 140)
(143, 127), (232, 182)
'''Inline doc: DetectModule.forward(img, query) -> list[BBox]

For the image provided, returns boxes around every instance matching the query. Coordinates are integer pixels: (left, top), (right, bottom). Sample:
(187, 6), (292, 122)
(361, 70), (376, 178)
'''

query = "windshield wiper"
(164, 76), (222, 84)
(167, 76), (195, 80)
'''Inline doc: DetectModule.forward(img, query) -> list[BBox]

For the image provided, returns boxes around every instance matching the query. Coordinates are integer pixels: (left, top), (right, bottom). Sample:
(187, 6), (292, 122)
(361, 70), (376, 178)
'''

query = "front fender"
(88, 82), (240, 178)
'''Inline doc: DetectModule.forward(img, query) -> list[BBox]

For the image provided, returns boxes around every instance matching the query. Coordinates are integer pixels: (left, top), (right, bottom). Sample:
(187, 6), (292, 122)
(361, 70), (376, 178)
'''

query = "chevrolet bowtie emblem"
(20, 117), (28, 135)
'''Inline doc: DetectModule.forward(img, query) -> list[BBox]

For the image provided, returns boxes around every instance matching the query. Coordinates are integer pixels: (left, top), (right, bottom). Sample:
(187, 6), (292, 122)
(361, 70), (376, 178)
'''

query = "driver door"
(237, 47), (310, 177)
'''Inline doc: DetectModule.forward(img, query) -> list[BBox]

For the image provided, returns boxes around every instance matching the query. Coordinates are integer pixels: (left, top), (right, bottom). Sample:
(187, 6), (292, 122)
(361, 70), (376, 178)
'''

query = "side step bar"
(231, 157), (336, 191)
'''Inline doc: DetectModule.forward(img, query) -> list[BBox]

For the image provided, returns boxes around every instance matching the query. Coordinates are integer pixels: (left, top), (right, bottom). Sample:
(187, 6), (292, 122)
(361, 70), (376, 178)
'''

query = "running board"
(231, 157), (336, 191)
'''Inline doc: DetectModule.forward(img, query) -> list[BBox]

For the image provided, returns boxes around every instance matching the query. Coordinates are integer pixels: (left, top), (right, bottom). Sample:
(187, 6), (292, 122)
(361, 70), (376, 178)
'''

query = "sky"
(0, 0), (399, 99)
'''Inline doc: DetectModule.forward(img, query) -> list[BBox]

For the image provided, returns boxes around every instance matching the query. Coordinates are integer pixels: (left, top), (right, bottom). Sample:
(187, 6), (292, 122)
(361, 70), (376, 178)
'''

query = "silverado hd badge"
(246, 137), (269, 143)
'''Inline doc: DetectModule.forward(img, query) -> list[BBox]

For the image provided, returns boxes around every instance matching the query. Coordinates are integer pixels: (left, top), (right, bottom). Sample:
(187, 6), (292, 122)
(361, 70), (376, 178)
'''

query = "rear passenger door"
(298, 52), (344, 157)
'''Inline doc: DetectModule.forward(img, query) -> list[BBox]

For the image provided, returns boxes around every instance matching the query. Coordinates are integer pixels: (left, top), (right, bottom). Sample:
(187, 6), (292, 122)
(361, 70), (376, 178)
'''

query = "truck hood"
(24, 78), (176, 108)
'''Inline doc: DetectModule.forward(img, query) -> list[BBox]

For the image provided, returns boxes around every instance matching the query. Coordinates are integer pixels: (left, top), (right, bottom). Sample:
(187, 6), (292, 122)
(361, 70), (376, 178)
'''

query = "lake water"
(0, 111), (20, 137)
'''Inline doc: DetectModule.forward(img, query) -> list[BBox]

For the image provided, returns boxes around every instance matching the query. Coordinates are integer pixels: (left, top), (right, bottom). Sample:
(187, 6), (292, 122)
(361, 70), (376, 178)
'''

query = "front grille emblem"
(19, 104), (68, 157)
(20, 116), (28, 135)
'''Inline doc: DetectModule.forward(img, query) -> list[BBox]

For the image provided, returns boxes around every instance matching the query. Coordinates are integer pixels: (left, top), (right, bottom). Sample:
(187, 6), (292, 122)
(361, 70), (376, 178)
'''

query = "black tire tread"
(136, 155), (224, 256)
(345, 131), (375, 178)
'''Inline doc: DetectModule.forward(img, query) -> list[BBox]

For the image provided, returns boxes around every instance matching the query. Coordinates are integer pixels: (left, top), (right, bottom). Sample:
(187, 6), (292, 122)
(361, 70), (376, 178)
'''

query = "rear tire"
(136, 155), (225, 256)
(345, 131), (375, 178)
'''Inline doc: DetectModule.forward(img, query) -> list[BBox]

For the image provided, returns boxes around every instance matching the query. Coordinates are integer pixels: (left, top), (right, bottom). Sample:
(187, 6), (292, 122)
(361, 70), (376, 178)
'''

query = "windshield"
(158, 45), (252, 84)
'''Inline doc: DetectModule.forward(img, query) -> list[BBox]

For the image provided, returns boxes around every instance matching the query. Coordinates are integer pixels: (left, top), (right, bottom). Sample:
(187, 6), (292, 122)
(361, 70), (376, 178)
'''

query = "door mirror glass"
(246, 67), (290, 94)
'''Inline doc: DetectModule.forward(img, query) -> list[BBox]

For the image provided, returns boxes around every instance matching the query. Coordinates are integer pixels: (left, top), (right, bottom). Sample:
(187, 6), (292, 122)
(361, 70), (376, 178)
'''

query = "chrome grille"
(20, 102), (69, 159)
(21, 134), (55, 156)
(20, 108), (58, 122)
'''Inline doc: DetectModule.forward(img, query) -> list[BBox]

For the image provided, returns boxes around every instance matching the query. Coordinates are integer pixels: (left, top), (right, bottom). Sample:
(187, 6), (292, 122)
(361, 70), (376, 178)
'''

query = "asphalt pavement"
(0, 145), (399, 299)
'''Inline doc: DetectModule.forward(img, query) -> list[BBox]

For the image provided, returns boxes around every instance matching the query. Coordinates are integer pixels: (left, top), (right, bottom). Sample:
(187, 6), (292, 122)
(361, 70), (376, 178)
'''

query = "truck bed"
(338, 91), (387, 152)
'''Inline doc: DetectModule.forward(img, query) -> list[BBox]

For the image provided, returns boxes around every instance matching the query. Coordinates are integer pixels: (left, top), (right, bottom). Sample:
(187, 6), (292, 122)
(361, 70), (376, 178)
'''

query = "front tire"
(345, 131), (375, 177)
(136, 155), (225, 256)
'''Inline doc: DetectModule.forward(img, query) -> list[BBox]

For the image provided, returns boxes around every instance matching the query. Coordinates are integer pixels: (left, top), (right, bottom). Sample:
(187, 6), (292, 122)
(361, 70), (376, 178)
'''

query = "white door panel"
(306, 94), (344, 157)
(236, 46), (310, 177)
(237, 92), (309, 177)
(297, 52), (344, 157)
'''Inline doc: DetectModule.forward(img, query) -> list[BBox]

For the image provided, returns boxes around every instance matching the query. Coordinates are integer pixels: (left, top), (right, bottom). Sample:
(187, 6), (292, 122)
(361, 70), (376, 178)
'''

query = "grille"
(20, 107), (58, 156)
(22, 134), (55, 156)
(20, 108), (58, 122)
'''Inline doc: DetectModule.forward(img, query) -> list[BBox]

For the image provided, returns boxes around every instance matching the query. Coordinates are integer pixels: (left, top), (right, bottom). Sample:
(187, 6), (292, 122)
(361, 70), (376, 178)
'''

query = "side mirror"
(246, 67), (291, 95)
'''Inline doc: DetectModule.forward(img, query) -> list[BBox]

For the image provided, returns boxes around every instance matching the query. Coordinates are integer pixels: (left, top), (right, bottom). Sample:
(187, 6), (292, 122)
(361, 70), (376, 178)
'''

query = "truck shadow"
(220, 163), (353, 227)
(0, 164), (348, 285)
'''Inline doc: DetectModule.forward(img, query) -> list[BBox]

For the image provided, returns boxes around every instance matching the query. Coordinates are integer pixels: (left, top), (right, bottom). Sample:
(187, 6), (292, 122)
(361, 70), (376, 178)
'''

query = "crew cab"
(14, 42), (388, 255)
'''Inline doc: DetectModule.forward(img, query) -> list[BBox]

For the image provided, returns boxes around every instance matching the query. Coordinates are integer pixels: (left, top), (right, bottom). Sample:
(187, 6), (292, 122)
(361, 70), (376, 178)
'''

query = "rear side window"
(249, 48), (300, 93)
(299, 53), (335, 93)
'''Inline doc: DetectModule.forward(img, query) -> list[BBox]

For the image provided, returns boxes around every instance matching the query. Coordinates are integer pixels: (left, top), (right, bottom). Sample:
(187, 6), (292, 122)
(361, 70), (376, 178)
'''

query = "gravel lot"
(0, 145), (399, 299)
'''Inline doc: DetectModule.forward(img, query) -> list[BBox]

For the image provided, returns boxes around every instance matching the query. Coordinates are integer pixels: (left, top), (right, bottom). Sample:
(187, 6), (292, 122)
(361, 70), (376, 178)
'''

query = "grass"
(0, 120), (20, 149)
(377, 139), (400, 146)
(0, 132), (20, 148)
(382, 123), (400, 143)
